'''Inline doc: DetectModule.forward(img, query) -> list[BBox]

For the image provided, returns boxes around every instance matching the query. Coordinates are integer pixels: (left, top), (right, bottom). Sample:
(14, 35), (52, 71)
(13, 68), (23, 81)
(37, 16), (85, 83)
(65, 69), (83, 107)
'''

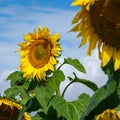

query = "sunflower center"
(90, 0), (120, 48)
(0, 103), (20, 120)
(28, 40), (51, 68)
(34, 45), (47, 61)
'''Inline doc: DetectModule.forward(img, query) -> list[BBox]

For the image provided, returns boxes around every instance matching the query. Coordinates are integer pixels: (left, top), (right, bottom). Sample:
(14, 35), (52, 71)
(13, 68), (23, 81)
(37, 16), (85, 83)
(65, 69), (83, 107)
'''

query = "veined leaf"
(64, 58), (86, 73)
(71, 93), (91, 119)
(50, 96), (79, 120)
(50, 94), (90, 120)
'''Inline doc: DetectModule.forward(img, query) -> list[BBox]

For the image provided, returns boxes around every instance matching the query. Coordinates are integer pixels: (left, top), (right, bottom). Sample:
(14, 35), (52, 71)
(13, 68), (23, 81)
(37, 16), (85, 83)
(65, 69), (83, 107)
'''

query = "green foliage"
(5, 86), (19, 98)
(2, 57), (120, 120)
(50, 93), (90, 120)
(80, 71), (120, 120)
(70, 73), (98, 92)
(18, 97), (41, 120)
(62, 73), (98, 97)
(32, 112), (47, 120)
(64, 58), (86, 73)
(35, 70), (65, 110)
(6, 71), (23, 86)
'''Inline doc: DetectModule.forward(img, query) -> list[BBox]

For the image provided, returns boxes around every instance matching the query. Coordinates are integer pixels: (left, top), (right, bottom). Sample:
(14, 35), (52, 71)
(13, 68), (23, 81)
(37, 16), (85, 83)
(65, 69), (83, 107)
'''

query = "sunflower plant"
(2, 26), (96, 120)
(1, 0), (120, 120)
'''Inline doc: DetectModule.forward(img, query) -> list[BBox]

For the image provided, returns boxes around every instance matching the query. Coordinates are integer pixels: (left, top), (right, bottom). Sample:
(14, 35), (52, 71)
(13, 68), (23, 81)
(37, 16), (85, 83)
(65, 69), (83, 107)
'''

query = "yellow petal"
(113, 49), (120, 71)
(87, 33), (97, 56)
(101, 44), (113, 67)
(71, 0), (95, 10)
(71, 0), (90, 6)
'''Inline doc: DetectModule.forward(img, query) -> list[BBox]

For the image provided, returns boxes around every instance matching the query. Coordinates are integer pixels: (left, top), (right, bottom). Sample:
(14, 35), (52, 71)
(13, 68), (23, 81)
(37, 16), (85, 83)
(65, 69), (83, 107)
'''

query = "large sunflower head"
(0, 97), (31, 120)
(18, 26), (62, 80)
(71, 0), (120, 70)
(96, 109), (120, 120)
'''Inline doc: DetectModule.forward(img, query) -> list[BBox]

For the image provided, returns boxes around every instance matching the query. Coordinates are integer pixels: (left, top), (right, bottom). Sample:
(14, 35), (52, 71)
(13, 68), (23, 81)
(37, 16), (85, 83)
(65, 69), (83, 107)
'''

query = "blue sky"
(0, 0), (107, 100)
(0, 0), (77, 10)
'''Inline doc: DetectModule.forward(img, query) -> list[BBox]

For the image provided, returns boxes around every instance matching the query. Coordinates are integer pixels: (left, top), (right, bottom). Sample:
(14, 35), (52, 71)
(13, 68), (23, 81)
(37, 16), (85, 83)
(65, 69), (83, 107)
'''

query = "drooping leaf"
(80, 73), (119, 120)
(73, 73), (98, 92)
(62, 74), (98, 97)
(64, 58), (86, 73)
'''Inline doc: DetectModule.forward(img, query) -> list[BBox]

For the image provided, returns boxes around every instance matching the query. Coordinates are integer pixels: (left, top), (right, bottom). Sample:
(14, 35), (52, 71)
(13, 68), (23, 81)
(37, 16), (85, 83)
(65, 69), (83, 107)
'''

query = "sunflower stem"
(56, 89), (61, 97)
(62, 81), (74, 97)
(57, 62), (65, 70)
(56, 88), (61, 119)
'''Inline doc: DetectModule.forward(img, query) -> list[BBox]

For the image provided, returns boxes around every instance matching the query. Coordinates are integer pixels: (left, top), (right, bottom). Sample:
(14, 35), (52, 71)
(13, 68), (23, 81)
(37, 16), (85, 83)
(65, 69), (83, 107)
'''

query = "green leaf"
(71, 93), (91, 119)
(17, 86), (29, 99)
(62, 74), (98, 97)
(27, 97), (41, 112)
(102, 59), (114, 76)
(47, 106), (57, 120)
(80, 74), (119, 120)
(115, 104), (120, 112)
(48, 70), (65, 91)
(18, 97), (40, 120)
(35, 70), (65, 109)
(73, 73), (98, 92)
(50, 94), (90, 120)
(50, 96), (79, 120)
(26, 80), (38, 92)
(4, 87), (19, 98)
(18, 98), (33, 120)
(64, 58), (86, 73)
(6, 71), (23, 87)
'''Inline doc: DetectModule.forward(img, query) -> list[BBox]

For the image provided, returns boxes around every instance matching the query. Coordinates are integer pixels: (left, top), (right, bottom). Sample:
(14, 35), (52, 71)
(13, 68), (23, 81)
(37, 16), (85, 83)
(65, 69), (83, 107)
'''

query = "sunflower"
(96, 109), (120, 120)
(0, 97), (31, 120)
(18, 26), (61, 80)
(71, 0), (120, 70)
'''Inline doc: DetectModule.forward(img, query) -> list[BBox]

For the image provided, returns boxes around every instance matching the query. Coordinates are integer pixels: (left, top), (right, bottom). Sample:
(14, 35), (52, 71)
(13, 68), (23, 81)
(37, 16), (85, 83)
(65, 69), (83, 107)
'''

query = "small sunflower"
(0, 97), (31, 120)
(71, 0), (120, 70)
(18, 26), (61, 80)
(96, 109), (120, 120)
